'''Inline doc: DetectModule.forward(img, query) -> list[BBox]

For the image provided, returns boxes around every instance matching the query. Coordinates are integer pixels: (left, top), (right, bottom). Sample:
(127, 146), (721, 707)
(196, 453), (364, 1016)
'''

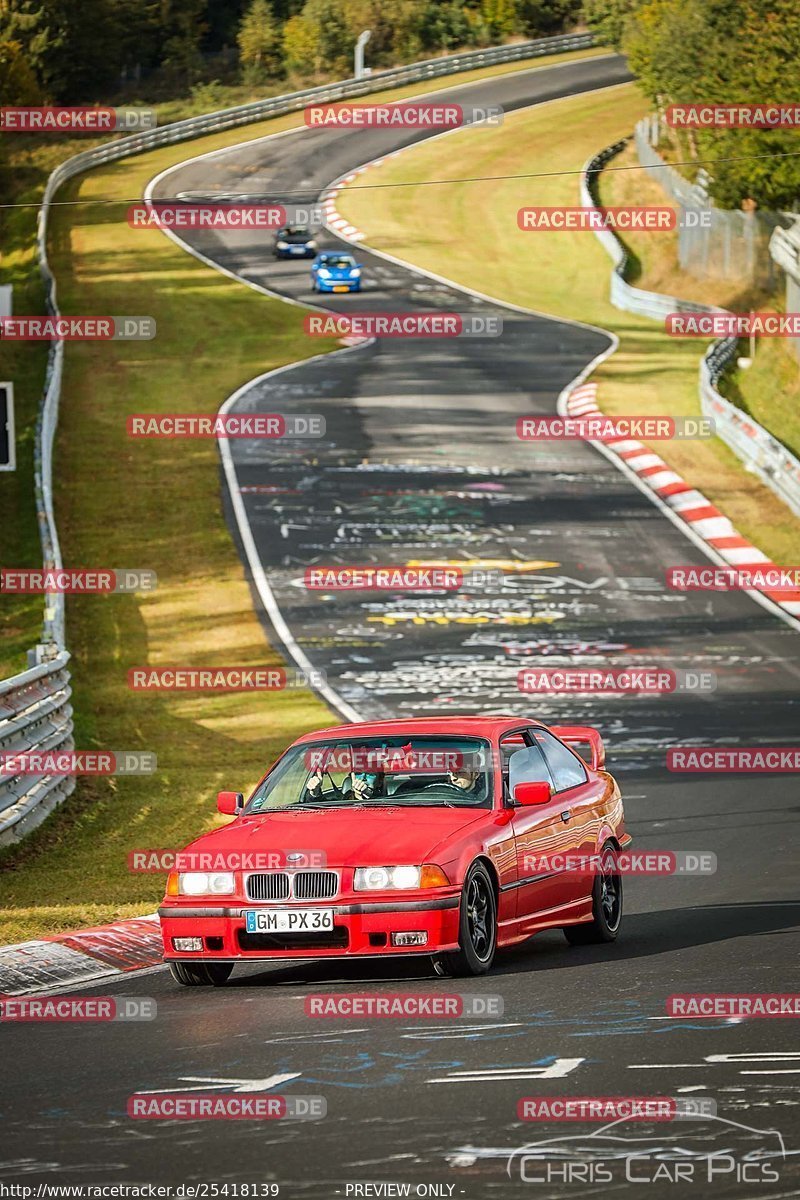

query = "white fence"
(582, 141), (800, 519)
(5, 30), (597, 841)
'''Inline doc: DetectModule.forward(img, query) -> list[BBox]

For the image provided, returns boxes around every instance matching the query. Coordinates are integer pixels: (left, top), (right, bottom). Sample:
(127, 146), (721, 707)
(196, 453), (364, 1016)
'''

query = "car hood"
(324, 266), (357, 277)
(184, 807), (486, 866)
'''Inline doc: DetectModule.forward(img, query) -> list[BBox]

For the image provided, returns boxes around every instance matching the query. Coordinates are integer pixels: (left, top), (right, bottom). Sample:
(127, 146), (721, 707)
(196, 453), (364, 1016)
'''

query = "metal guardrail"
(582, 141), (800, 519)
(0, 652), (75, 846)
(6, 29), (597, 843)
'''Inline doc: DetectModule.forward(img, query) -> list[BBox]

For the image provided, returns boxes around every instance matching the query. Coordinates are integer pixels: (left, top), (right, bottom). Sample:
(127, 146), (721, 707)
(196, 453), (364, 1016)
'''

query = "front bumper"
(316, 279), (360, 292)
(159, 894), (461, 960)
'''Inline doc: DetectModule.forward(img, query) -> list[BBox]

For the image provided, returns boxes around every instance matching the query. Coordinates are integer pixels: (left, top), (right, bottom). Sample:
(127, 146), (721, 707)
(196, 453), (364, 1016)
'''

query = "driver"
(446, 765), (482, 794)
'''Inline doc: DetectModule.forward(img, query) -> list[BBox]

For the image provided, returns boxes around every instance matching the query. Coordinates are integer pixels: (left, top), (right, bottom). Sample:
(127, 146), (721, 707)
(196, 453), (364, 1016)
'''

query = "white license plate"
(290, 247), (305, 253)
(244, 908), (334, 933)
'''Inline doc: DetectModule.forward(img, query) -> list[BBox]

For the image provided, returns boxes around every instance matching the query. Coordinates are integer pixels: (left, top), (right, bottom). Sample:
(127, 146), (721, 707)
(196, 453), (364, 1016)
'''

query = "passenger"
(302, 770), (384, 803)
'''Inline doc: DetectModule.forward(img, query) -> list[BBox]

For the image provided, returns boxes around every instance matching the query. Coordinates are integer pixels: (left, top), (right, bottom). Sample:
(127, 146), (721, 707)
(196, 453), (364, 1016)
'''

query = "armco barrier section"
(582, 141), (800, 519)
(8, 31), (596, 841)
(0, 652), (74, 846)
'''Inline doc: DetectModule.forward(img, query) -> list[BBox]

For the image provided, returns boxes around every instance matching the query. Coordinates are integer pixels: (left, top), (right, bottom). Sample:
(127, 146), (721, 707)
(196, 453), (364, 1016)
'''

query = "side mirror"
(217, 790), (244, 815)
(513, 780), (552, 806)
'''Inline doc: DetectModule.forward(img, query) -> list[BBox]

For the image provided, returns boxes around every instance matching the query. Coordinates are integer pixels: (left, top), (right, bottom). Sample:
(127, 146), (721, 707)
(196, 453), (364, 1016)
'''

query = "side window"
(533, 730), (588, 792)
(503, 737), (553, 800)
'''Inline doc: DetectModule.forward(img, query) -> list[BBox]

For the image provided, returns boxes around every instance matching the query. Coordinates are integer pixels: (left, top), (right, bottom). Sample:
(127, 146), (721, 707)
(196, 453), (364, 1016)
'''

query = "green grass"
(339, 83), (800, 564)
(725, 335), (800, 462)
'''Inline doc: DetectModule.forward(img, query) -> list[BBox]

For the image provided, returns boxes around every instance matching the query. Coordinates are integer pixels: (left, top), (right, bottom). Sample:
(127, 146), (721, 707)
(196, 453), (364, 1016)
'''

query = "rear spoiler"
(550, 726), (606, 771)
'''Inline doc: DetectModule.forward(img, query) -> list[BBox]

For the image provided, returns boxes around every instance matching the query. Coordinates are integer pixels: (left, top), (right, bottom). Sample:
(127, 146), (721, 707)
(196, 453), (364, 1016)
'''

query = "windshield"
(323, 256), (355, 269)
(279, 227), (311, 240)
(246, 736), (493, 813)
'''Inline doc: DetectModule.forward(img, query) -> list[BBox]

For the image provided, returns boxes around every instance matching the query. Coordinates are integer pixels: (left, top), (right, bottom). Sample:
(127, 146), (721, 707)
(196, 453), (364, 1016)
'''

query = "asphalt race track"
(4, 54), (800, 1199)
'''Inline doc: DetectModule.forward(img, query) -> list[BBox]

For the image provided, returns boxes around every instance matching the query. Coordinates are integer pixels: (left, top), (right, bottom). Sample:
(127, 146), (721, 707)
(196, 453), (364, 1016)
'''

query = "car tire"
(563, 842), (622, 945)
(431, 861), (497, 977)
(168, 961), (234, 986)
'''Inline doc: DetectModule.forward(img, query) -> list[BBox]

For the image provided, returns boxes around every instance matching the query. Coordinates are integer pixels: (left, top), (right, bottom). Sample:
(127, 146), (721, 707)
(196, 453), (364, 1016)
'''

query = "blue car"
(311, 252), (362, 293)
(273, 226), (318, 259)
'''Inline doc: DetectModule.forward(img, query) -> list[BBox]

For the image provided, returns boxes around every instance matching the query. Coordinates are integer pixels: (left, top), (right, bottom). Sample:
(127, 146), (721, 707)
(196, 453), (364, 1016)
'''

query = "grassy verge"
(338, 83), (800, 564)
(0, 44), (608, 680)
(724, 337), (800, 462)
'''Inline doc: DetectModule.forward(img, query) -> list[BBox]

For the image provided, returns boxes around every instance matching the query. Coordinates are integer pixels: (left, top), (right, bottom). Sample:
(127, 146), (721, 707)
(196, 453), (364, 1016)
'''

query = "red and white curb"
(321, 171), (368, 243)
(567, 383), (800, 618)
(320, 150), (404, 245)
(0, 914), (163, 995)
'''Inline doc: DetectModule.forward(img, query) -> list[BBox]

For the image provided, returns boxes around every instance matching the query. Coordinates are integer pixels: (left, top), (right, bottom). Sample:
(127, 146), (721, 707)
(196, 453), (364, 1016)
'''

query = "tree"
(481, 0), (519, 40)
(282, 0), (351, 78)
(622, 0), (800, 209)
(581, 0), (637, 49)
(238, 0), (282, 83)
(0, 37), (42, 104)
(282, 10), (318, 74)
(158, 0), (207, 90)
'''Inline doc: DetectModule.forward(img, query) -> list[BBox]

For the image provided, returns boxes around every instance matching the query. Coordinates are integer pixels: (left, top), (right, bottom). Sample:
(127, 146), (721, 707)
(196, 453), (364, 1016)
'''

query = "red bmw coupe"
(159, 715), (631, 985)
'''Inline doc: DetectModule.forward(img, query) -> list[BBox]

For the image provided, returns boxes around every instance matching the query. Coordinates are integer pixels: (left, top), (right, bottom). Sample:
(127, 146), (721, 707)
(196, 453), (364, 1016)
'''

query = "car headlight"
(178, 871), (235, 896)
(353, 865), (450, 891)
(276, 240), (288, 249)
(307, 240), (318, 250)
(317, 267), (331, 278)
(350, 269), (361, 278)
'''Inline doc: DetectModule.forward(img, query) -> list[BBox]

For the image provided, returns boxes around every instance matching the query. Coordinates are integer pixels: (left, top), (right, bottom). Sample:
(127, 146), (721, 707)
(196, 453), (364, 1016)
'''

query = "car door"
(532, 728), (606, 904)
(503, 730), (583, 922)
